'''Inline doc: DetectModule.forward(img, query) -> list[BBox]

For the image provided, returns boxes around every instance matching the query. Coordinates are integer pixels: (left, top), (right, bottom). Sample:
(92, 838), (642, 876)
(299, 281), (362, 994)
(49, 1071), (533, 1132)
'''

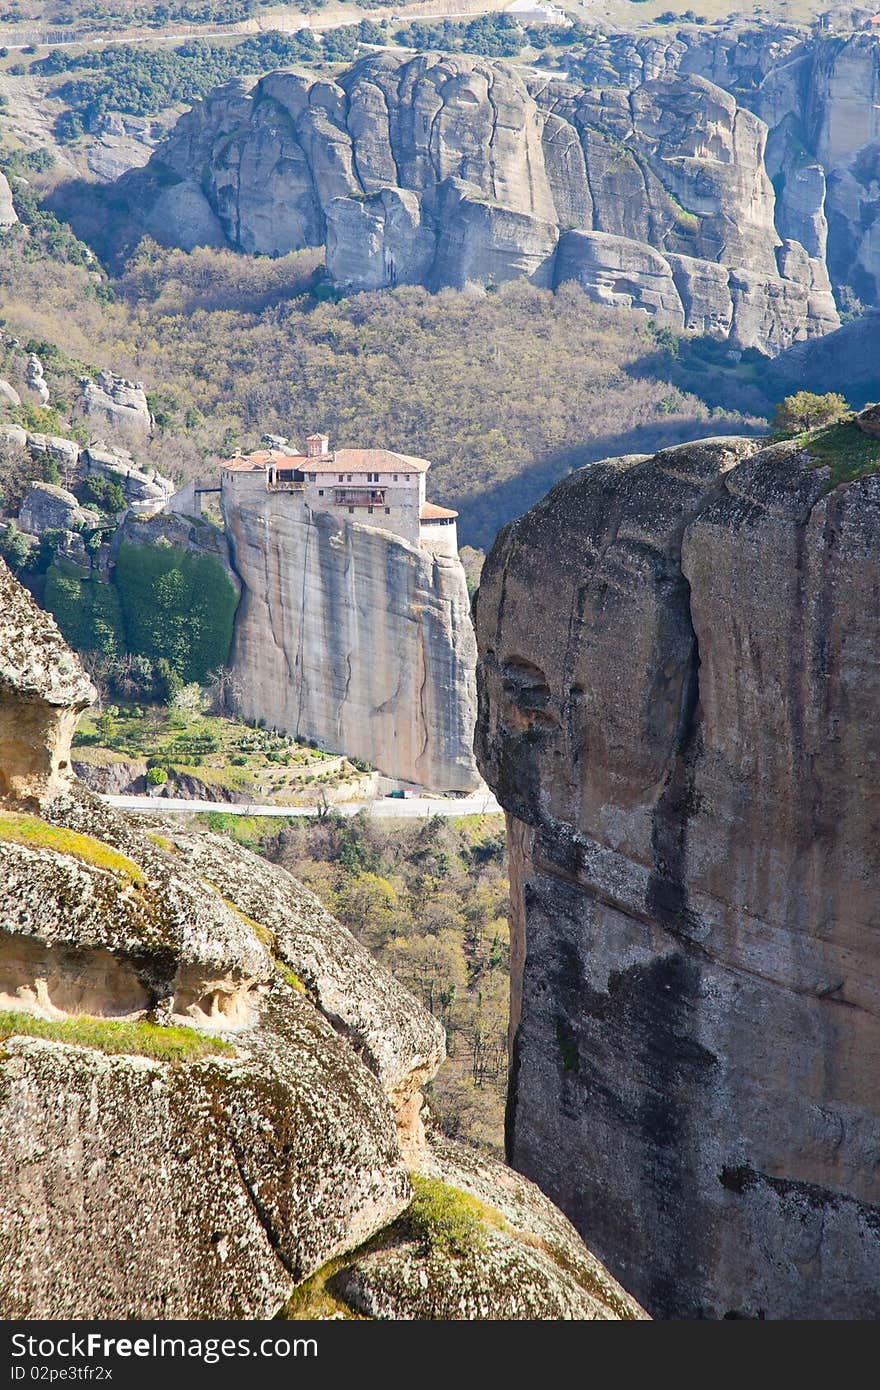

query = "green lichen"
(0, 1010), (234, 1062)
(796, 417), (880, 492)
(0, 812), (144, 883)
(200, 877), (274, 949)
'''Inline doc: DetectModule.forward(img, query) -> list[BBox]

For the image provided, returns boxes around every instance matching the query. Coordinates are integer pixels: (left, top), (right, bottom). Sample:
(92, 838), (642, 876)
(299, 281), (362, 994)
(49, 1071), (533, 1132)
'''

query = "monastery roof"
(420, 502), (458, 520)
(307, 448), (431, 474)
(222, 449), (285, 471)
(220, 447), (431, 475)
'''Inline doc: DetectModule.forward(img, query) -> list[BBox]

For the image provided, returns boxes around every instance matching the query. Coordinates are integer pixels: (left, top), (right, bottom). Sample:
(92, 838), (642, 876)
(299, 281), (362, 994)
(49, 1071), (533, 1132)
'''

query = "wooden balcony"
(334, 488), (386, 507)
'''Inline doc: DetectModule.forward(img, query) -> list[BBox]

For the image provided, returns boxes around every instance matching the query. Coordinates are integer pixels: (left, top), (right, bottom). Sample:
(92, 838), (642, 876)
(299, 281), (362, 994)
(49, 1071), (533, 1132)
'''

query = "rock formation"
(0, 560), (95, 806)
(0, 172), (17, 230)
(474, 427), (880, 1318)
(223, 481), (479, 792)
(25, 354), (49, 406)
(112, 52), (839, 355)
(769, 310), (880, 401)
(77, 371), (152, 441)
(0, 556), (642, 1321)
(552, 21), (880, 312)
(18, 482), (99, 537)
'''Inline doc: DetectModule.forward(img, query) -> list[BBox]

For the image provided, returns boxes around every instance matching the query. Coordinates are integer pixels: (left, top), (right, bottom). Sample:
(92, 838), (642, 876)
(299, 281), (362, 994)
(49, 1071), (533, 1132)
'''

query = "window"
(384, 506), (390, 514)
(346, 474), (352, 482)
(318, 489), (324, 497)
(348, 506), (354, 514)
(309, 473), (315, 482)
(338, 474), (343, 482)
(393, 474), (398, 481)
(405, 474), (410, 481)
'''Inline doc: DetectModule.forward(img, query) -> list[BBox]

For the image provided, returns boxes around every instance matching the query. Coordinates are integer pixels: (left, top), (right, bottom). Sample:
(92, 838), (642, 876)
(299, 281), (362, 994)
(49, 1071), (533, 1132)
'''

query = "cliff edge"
(474, 420), (879, 1318)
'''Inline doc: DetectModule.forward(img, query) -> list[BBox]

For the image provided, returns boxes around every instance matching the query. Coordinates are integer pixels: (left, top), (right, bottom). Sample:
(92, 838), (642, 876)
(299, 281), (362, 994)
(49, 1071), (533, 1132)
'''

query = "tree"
(772, 391), (849, 436)
(0, 522), (34, 575)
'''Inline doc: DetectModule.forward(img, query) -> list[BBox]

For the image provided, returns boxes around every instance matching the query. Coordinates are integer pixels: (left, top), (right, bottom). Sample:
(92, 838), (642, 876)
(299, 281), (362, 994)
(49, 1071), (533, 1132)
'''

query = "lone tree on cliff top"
(772, 391), (849, 437)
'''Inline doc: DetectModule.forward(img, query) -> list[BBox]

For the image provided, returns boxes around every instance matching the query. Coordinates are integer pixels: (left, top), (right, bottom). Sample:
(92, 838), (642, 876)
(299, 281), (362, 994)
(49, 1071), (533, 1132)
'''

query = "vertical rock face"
(224, 489), (479, 792)
(0, 558), (95, 807)
(474, 435), (880, 1318)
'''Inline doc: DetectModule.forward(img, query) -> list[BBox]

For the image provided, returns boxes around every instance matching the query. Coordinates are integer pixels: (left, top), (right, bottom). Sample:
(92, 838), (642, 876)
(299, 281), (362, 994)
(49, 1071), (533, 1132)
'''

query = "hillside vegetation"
(205, 808), (511, 1152)
(0, 224), (764, 549)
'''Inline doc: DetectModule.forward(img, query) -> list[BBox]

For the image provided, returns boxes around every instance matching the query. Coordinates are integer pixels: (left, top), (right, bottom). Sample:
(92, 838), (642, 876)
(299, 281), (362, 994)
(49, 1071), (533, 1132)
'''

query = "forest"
(0, 219), (765, 549)
(206, 808), (511, 1153)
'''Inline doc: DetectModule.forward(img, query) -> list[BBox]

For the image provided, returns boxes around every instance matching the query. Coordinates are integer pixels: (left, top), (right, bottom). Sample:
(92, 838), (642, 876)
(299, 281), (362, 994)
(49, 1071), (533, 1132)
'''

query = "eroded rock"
(474, 433), (880, 1319)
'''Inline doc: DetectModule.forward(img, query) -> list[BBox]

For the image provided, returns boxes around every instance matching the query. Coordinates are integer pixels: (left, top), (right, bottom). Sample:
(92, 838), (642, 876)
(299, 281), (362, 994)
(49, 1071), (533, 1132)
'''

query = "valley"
(0, 0), (877, 1328)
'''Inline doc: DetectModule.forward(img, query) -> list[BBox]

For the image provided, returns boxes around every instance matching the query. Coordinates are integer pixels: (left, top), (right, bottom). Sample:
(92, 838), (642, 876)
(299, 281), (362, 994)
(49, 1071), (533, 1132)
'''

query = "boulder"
(0, 379), (21, 407)
(0, 171), (17, 229)
(18, 482), (91, 536)
(26, 433), (80, 472)
(0, 560), (640, 1319)
(855, 401), (880, 436)
(78, 372), (152, 440)
(0, 558), (95, 806)
(25, 355), (49, 406)
(0, 423), (27, 451)
(84, 446), (173, 504)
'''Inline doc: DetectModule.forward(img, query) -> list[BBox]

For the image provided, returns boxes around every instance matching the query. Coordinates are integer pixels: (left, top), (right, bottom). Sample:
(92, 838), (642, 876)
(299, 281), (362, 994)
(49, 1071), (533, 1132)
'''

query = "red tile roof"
(220, 446), (432, 475)
(221, 449), (283, 471)
(310, 448), (431, 474)
(420, 502), (458, 520)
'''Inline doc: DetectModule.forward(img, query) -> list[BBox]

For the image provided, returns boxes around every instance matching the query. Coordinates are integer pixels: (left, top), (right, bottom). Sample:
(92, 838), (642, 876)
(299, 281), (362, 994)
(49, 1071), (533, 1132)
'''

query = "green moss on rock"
(0, 812), (144, 883)
(0, 1010), (234, 1061)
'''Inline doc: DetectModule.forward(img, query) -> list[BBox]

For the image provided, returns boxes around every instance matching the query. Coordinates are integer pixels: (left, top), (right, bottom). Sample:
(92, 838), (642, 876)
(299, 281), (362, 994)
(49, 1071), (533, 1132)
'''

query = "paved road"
(103, 792), (503, 818)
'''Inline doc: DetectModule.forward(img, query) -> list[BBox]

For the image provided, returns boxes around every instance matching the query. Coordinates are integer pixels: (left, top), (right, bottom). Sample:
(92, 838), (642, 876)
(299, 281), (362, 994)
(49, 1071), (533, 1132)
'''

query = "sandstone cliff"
(474, 425), (879, 1318)
(223, 485), (479, 793)
(0, 556), (641, 1320)
(561, 21), (880, 312)
(113, 52), (838, 355)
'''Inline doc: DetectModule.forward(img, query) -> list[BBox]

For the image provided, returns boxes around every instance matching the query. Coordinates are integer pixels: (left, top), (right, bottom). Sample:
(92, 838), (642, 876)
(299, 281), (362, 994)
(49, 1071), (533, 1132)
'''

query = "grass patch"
(275, 961), (306, 994)
(285, 1257), (365, 1320)
(0, 1010), (234, 1062)
(0, 812), (144, 883)
(404, 1176), (490, 1257)
(797, 417), (880, 491)
(146, 832), (175, 854)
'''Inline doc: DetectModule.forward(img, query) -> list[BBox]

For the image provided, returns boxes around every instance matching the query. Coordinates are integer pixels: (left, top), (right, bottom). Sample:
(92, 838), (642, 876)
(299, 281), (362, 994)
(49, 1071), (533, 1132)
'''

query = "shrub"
(146, 766), (167, 787)
(82, 473), (126, 514)
(0, 521), (34, 576)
